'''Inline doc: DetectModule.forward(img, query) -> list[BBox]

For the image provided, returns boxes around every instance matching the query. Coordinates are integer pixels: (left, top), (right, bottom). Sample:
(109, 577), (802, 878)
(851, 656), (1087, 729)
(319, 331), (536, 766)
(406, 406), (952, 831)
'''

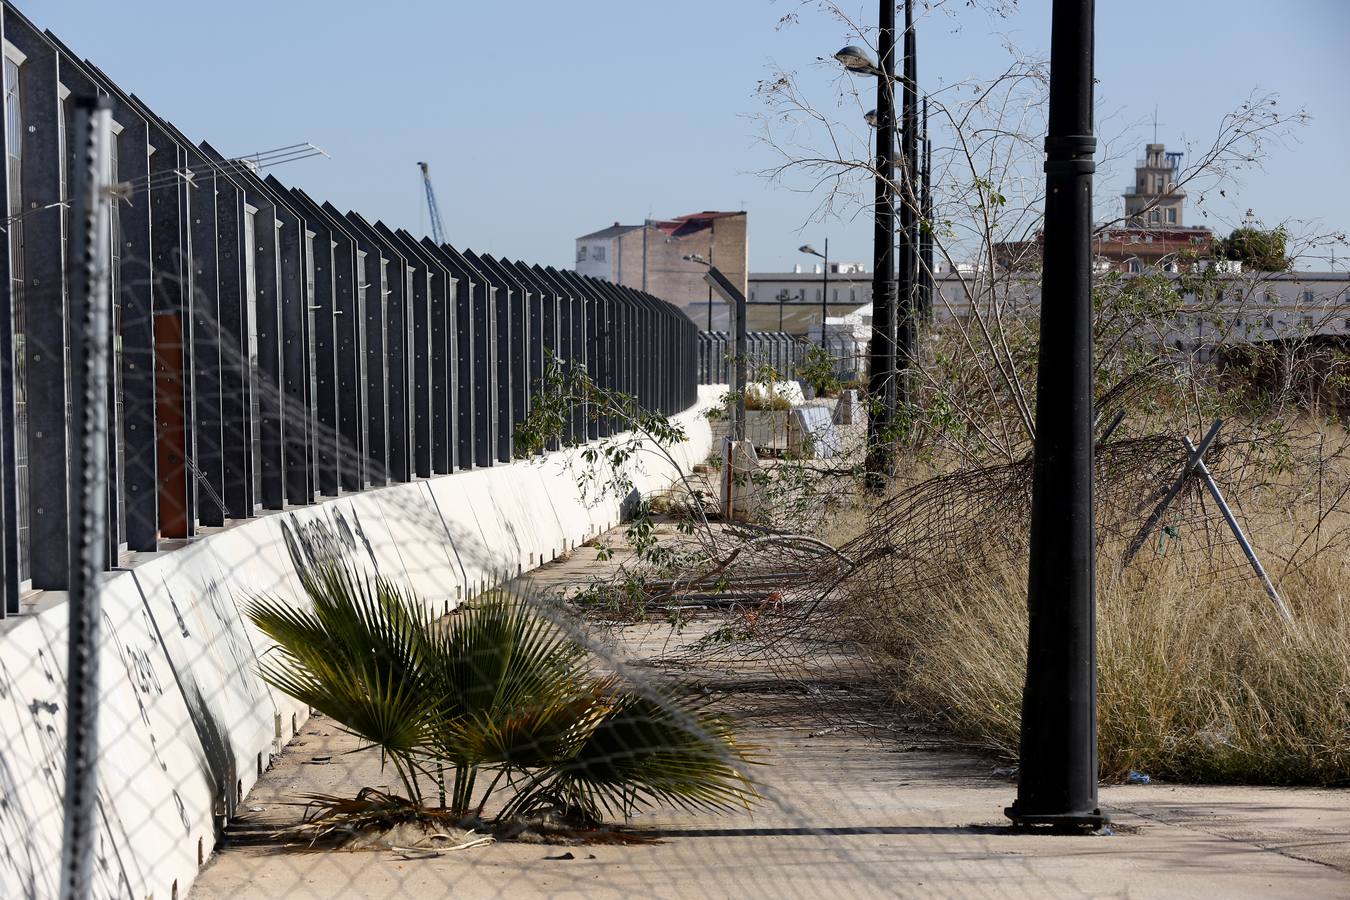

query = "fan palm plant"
(245, 559), (759, 827)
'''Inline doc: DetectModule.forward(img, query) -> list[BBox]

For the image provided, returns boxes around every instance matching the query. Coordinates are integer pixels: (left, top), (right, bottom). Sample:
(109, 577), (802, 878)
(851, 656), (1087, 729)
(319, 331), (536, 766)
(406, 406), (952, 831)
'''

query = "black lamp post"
(898, 0), (918, 400)
(800, 241), (830, 348)
(836, 26), (897, 490)
(919, 96), (934, 321)
(1006, 0), (1105, 832)
(687, 252), (748, 444)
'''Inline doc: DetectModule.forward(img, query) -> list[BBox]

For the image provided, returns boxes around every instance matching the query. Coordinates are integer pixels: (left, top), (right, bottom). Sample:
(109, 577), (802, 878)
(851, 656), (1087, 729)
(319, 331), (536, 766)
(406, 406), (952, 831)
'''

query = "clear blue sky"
(29, 0), (1350, 272)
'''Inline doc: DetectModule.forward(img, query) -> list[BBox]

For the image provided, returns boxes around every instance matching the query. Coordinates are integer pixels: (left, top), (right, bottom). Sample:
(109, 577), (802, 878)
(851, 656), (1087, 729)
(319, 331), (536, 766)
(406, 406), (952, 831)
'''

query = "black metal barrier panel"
(696, 330), (809, 385)
(0, 1), (700, 612)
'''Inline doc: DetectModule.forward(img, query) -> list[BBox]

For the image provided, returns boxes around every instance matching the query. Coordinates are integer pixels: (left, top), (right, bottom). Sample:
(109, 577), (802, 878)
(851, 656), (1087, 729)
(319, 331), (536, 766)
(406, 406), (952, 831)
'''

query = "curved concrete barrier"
(0, 390), (716, 900)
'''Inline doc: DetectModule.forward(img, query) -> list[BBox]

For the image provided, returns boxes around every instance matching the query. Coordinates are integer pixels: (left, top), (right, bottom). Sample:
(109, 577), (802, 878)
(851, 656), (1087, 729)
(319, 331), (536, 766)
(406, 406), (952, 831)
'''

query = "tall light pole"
(836, 18), (897, 491)
(687, 252), (748, 443)
(1007, 0), (1105, 832)
(707, 223), (715, 331)
(898, 0), (918, 405)
(919, 96), (934, 321)
(800, 241), (830, 348)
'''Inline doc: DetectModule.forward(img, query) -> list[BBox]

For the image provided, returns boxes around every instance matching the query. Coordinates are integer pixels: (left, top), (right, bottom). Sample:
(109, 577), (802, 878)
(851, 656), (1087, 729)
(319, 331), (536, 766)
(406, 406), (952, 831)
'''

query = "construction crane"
(417, 161), (446, 245)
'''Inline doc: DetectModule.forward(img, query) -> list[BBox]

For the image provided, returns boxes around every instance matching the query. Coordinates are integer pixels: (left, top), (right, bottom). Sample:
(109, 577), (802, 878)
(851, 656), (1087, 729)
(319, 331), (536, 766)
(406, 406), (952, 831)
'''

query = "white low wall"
(0, 390), (717, 900)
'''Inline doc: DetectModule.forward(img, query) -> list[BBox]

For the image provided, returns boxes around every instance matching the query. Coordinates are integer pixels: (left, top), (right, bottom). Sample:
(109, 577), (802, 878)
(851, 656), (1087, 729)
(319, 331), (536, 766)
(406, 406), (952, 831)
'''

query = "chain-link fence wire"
(18, 33), (1350, 900)
(22, 155), (1350, 900)
(0, 133), (1088, 900)
(14, 111), (1350, 892)
(30, 362), (1055, 897)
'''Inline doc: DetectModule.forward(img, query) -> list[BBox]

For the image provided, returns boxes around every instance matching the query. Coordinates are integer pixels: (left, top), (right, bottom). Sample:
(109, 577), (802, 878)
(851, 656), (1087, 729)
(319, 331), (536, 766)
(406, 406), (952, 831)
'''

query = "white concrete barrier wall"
(0, 389), (718, 900)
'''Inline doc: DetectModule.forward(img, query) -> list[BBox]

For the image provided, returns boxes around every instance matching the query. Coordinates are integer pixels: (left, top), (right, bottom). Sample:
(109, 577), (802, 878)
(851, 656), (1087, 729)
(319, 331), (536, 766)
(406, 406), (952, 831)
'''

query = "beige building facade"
(575, 211), (748, 324)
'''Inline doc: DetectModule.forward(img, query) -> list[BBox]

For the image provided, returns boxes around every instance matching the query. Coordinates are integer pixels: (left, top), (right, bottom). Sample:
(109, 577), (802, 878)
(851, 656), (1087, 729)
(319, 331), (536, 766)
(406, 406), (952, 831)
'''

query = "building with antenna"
(1125, 142), (1187, 227)
(996, 140), (1215, 273)
(1097, 140), (1214, 272)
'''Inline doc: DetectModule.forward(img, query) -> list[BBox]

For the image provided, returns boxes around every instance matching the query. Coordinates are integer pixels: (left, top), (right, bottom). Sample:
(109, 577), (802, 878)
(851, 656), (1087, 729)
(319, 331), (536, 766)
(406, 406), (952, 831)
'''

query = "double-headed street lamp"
(836, 1), (924, 494)
(836, 29), (898, 489)
(799, 241), (830, 348)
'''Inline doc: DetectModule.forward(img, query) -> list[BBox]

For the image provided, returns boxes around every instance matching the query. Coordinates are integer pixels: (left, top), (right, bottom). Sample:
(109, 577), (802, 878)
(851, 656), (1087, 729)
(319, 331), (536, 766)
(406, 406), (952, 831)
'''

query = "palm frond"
(442, 680), (614, 769)
(244, 564), (442, 772)
(246, 566), (765, 825)
(425, 591), (593, 764)
(534, 687), (762, 821)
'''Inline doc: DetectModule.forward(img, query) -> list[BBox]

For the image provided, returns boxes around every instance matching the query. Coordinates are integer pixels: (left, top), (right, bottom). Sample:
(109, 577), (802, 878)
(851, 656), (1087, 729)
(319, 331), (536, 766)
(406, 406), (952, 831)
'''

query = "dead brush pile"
(824, 427), (1350, 785)
(644, 266), (1350, 784)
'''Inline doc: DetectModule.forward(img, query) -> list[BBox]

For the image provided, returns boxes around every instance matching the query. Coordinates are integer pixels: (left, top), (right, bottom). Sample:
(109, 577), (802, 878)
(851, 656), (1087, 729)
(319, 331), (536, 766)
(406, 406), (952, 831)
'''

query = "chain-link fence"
(0, 6), (1039, 899)
(15, 3), (1342, 898)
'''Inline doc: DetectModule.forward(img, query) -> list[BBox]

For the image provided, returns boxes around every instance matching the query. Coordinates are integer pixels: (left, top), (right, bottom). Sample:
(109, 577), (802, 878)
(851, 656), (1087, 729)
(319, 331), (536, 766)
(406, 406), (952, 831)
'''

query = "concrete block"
(133, 540), (283, 815)
(833, 389), (862, 425)
(720, 439), (762, 522)
(0, 573), (217, 900)
(790, 406), (843, 459)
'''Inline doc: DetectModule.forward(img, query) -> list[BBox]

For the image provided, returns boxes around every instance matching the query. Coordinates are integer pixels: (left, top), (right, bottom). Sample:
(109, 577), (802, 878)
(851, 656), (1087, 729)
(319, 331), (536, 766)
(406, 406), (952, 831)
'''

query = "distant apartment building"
(744, 259), (985, 335)
(744, 262), (871, 334)
(1100, 142), (1214, 270)
(815, 270), (1350, 376)
(1161, 271), (1350, 352)
(575, 211), (748, 321)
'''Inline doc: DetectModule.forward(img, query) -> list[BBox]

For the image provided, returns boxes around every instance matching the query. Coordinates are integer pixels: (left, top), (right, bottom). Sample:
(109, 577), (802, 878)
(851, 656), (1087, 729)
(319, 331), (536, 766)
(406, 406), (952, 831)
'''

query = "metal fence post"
(60, 93), (112, 900)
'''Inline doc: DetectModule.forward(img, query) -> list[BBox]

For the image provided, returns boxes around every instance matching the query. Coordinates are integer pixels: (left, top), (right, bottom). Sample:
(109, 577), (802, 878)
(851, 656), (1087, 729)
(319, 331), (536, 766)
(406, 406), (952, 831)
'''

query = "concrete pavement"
(192, 538), (1350, 899)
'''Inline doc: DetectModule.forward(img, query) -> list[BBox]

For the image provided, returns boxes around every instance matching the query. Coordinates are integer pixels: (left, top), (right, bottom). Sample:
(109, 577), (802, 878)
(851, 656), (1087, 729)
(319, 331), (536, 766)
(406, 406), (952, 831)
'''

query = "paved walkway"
(193, 535), (1350, 899)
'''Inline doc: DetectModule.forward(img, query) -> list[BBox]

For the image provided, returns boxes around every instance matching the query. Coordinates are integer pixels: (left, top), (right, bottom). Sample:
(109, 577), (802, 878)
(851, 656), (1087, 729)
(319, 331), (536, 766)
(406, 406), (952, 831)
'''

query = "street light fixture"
(864, 111), (907, 170)
(800, 241), (830, 349)
(834, 45), (882, 77)
(684, 253), (715, 330)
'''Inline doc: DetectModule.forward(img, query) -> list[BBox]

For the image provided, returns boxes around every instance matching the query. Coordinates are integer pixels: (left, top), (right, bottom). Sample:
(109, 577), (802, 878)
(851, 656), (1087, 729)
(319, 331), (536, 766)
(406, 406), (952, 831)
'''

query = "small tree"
(1218, 226), (1291, 271)
(797, 345), (842, 397)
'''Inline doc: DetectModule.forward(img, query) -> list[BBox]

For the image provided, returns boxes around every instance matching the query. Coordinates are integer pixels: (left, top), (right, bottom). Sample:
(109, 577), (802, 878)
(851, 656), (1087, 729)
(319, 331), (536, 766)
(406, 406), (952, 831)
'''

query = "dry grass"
(794, 415), (1350, 786)
(674, 397), (1350, 785)
(855, 539), (1350, 784)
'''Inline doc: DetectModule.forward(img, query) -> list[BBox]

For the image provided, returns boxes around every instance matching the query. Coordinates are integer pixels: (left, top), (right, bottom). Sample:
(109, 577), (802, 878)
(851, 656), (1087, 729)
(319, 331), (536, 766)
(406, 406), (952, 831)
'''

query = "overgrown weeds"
(846, 522), (1350, 785)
